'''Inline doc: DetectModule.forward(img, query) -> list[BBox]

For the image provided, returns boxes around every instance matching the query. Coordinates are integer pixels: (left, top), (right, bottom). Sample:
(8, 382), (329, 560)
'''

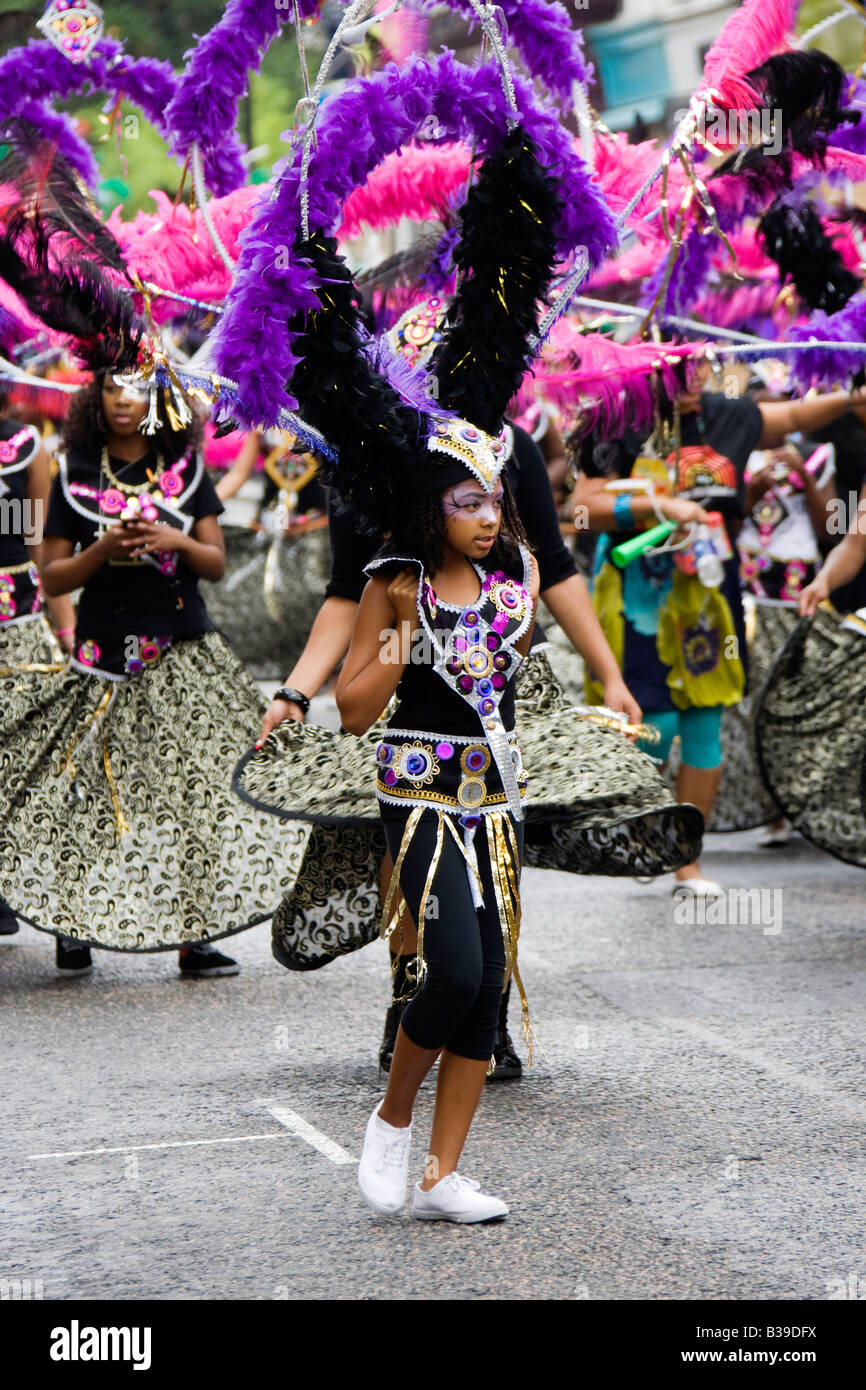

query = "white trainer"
(413, 1172), (509, 1224)
(357, 1103), (412, 1215)
(672, 876), (724, 899)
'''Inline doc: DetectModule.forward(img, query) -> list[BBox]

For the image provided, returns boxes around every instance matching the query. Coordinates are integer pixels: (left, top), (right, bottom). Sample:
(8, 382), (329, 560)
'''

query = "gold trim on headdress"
(427, 418), (513, 493)
(385, 297), (448, 370)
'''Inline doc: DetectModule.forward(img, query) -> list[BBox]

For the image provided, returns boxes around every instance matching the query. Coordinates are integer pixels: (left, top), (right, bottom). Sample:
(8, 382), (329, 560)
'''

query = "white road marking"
(266, 1106), (356, 1165)
(666, 1018), (866, 1124)
(28, 1132), (287, 1160)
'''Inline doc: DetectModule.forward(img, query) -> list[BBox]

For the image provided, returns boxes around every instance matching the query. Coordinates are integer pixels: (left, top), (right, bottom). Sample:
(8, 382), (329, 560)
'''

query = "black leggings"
(381, 808), (524, 1062)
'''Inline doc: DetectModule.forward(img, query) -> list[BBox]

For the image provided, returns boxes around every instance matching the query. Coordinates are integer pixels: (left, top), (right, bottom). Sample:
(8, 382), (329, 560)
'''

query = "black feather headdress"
(286, 231), (427, 535)
(285, 126), (562, 531)
(712, 50), (858, 192)
(428, 128), (562, 435)
(0, 120), (144, 371)
(759, 200), (860, 315)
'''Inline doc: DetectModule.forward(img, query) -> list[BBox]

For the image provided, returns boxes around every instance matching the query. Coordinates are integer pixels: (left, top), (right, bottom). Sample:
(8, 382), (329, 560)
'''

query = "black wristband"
(273, 686), (311, 715)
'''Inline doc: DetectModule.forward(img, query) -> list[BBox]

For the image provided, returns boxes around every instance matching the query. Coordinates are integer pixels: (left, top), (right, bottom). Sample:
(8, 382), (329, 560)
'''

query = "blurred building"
(585, 0), (740, 132)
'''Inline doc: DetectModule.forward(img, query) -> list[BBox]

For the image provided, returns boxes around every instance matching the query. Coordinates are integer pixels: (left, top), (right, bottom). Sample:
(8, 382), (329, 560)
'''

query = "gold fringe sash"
(62, 684), (130, 840)
(380, 806), (424, 942)
(486, 813), (543, 1067)
(380, 805), (540, 1068)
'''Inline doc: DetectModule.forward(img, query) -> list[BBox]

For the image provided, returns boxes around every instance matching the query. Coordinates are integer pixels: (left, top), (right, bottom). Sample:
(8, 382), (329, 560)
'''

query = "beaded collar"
(366, 544), (533, 818)
(57, 448), (203, 527)
(0, 426), (39, 479)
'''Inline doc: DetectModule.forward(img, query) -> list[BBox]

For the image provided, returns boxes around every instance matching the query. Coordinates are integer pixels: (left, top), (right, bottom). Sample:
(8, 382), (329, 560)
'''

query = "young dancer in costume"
(0, 411), (74, 936)
(245, 316), (701, 1080)
(343, 431), (538, 1222)
(0, 154), (311, 974)
(746, 480), (866, 871)
(725, 436), (837, 842)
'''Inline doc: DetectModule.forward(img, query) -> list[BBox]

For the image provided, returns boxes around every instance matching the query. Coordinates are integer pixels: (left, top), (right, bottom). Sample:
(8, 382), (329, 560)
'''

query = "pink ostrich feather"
(701, 0), (798, 112)
(107, 185), (264, 322)
(376, 0), (429, 66)
(337, 143), (472, 240)
(591, 131), (688, 228)
(511, 329), (698, 437)
(202, 420), (252, 469)
(586, 241), (661, 292)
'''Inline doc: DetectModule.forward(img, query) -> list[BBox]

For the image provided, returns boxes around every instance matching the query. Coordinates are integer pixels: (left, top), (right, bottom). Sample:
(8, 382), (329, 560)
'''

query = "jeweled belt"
(375, 727), (528, 827)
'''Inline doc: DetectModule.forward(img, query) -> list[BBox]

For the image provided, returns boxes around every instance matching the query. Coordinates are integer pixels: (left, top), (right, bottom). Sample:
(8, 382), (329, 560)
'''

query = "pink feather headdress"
(510, 325), (699, 439)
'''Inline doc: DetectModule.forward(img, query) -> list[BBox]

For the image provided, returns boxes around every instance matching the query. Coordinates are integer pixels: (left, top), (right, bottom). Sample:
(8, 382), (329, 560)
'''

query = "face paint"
(443, 483), (504, 523)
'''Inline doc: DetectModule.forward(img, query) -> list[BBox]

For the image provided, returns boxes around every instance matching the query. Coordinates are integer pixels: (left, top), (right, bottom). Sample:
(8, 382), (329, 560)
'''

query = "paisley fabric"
(755, 605), (866, 869)
(235, 651), (705, 971)
(0, 631), (312, 950)
(705, 602), (796, 832)
(200, 522), (330, 679)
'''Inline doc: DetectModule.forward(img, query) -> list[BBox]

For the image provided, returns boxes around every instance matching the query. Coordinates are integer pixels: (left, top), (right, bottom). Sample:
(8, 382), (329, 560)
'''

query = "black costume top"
(45, 444), (223, 675)
(0, 419), (41, 623)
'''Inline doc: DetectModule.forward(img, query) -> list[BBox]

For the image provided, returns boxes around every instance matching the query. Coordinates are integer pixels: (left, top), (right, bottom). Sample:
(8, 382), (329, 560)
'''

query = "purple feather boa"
(216, 50), (617, 424)
(166, 0), (323, 193)
(787, 293), (866, 389)
(0, 37), (232, 195)
(167, 0), (591, 196)
(425, 0), (593, 105)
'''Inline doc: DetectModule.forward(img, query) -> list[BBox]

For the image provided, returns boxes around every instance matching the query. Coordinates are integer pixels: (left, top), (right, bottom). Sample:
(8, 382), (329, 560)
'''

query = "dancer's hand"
(124, 521), (189, 557)
(95, 525), (147, 561)
(799, 573), (829, 617)
(385, 568), (420, 626)
(601, 676), (642, 736)
(659, 496), (711, 527)
(256, 696), (305, 748)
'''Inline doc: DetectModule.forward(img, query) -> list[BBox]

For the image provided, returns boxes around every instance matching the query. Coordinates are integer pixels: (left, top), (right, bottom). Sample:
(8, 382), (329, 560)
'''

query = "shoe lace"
(375, 1130), (410, 1173)
(445, 1172), (480, 1193)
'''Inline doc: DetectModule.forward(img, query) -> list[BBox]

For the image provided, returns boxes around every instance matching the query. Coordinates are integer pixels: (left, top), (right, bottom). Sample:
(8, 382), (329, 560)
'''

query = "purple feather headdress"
(216, 50), (617, 425)
(0, 35), (232, 195)
(424, 0), (593, 106)
(787, 293), (866, 390)
(165, 0), (323, 195)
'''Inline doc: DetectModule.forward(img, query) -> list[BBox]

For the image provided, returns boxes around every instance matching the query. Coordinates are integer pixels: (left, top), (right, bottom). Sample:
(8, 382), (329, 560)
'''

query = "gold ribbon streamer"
(380, 806), (424, 941)
(61, 684), (130, 840)
(62, 685), (115, 778)
(485, 813), (543, 1068)
(103, 730), (131, 839)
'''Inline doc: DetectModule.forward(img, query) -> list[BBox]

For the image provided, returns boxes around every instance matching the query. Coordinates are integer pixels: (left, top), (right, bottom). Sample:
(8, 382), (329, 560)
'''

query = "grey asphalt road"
(1, 826), (863, 1302)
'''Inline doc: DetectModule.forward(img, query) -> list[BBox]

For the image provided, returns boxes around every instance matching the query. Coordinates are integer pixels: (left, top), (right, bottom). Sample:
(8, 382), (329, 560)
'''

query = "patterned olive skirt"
(675, 601), (796, 832)
(200, 522), (330, 680)
(233, 650), (704, 971)
(0, 629), (311, 950)
(755, 605), (866, 868)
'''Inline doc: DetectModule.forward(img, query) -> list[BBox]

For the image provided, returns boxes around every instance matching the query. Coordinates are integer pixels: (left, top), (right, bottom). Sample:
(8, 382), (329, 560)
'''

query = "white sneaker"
(758, 821), (792, 848)
(413, 1172), (509, 1224)
(672, 877), (724, 899)
(357, 1103), (412, 1215)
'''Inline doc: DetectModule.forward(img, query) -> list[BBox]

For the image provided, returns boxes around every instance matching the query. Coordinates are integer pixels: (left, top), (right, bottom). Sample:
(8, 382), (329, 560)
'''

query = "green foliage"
(796, 0), (865, 71)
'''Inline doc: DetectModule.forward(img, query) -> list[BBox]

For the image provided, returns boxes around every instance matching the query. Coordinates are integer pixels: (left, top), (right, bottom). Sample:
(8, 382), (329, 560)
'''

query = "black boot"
(487, 980), (522, 1083)
(379, 953), (418, 1073)
(0, 900), (19, 936)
